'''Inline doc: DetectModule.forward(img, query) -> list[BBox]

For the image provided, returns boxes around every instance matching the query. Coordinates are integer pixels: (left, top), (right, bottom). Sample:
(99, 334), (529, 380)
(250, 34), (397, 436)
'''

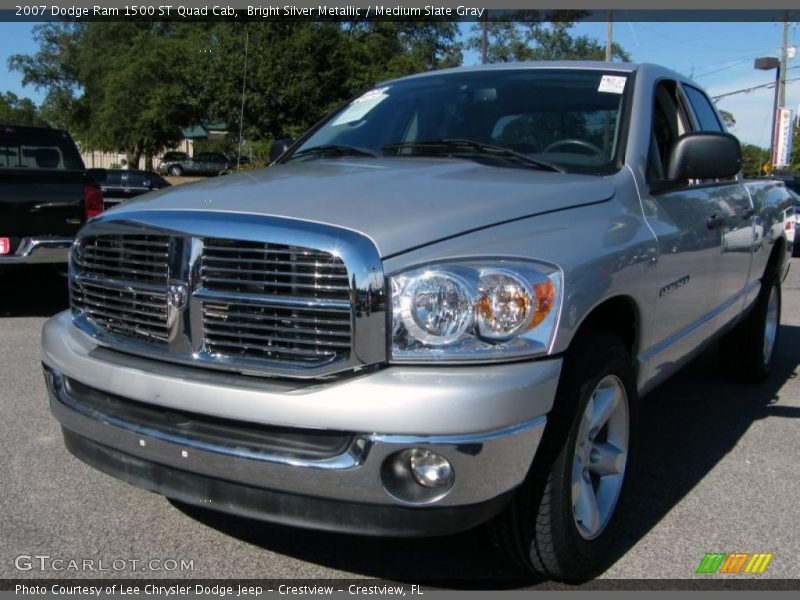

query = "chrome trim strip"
(370, 416), (548, 446)
(193, 288), (351, 311)
(75, 272), (166, 294)
(70, 210), (387, 379)
(0, 237), (73, 264)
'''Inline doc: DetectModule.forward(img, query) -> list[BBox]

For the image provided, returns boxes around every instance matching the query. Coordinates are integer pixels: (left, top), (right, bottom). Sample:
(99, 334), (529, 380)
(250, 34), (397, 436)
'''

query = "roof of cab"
(379, 61), (695, 88)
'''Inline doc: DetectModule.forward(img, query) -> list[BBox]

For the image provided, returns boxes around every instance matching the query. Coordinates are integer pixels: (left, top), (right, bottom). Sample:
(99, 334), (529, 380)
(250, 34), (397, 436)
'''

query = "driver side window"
(648, 81), (690, 183)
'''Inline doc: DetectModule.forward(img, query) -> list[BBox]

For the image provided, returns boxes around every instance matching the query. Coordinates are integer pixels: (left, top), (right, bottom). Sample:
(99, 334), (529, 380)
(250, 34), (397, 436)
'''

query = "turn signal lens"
(530, 279), (556, 329)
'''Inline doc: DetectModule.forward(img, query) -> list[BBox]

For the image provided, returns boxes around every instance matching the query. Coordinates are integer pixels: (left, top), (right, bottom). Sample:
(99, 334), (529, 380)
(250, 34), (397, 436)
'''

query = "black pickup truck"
(0, 125), (103, 269)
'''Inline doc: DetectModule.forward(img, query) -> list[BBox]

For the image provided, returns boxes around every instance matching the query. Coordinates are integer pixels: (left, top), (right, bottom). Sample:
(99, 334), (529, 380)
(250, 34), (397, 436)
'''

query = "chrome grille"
(200, 239), (352, 365)
(74, 235), (168, 283)
(70, 235), (170, 343)
(200, 239), (350, 299)
(67, 221), (373, 377)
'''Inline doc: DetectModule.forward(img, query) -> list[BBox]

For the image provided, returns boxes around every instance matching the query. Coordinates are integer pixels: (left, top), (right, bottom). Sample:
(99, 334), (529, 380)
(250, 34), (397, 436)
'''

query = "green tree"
(468, 14), (629, 63)
(791, 124), (800, 170)
(343, 22), (462, 91)
(10, 21), (464, 160)
(0, 91), (48, 126)
(202, 22), (462, 141)
(719, 109), (736, 130)
(740, 143), (770, 177)
(200, 23), (352, 142)
(9, 22), (208, 167)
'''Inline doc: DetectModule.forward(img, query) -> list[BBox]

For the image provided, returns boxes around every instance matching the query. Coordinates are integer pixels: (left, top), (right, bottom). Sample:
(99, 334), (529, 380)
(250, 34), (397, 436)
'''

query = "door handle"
(706, 214), (725, 230)
(740, 207), (755, 219)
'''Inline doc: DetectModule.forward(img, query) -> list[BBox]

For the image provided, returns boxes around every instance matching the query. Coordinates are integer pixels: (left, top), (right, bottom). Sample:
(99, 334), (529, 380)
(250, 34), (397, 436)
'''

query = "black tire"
(720, 268), (781, 383)
(489, 331), (638, 580)
(168, 165), (183, 177)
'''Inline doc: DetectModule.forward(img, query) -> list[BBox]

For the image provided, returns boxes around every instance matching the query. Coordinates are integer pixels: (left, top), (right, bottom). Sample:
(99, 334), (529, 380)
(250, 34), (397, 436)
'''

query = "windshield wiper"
(382, 139), (565, 173)
(287, 144), (379, 161)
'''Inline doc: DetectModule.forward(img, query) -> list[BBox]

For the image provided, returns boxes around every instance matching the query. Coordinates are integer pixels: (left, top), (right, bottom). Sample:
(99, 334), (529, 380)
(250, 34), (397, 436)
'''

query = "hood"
(111, 158), (615, 257)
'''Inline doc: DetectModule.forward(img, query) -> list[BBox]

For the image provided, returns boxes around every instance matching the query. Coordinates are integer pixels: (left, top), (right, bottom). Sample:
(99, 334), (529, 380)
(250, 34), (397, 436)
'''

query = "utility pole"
(605, 10), (613, 61)
(774, 11), (791, 166)
(779, 11), (789, 109)
(756, 12), (793, 167)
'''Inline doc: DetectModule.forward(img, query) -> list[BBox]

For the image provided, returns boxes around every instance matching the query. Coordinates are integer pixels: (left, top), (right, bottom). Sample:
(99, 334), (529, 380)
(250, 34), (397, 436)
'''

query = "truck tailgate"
(0, 170), (88, 239)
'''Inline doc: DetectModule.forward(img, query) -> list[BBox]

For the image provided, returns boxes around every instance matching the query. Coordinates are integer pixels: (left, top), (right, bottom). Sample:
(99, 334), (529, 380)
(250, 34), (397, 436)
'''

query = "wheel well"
(573, 296), (638, 356)
(767, 236), (785, 272)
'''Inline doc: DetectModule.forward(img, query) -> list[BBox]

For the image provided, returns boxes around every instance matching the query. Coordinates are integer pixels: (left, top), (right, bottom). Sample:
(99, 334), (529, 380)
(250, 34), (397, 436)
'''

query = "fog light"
(408, 449), (453, 488)
(380, 448), (455, 504)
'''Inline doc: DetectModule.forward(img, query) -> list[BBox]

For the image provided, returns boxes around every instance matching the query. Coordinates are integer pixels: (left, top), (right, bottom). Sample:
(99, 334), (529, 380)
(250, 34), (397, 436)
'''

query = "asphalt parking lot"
(1, 261), (799, 585)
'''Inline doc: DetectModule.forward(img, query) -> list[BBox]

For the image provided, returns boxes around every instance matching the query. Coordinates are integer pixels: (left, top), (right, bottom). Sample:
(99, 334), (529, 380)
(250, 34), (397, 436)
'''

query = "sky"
(1, 19), (798, 148)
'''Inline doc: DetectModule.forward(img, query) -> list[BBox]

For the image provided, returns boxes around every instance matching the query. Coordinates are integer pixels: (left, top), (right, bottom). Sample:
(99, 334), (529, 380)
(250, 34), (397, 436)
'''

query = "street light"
(754, 56), (780, 166)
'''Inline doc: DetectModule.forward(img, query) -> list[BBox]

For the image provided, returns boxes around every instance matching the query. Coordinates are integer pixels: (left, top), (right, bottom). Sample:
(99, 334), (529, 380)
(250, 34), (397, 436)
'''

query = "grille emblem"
(167, 282), (189, 311)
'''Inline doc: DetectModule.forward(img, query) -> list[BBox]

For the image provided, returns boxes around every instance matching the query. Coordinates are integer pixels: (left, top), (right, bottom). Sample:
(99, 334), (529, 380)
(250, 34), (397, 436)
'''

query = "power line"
(693, 57), (760, 80)
(711, 76), (800, 100)
(632, 23), (769, 56)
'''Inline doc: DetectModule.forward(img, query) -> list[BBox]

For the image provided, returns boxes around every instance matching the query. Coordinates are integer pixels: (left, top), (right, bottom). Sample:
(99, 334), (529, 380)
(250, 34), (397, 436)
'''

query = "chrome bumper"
(43, 312), (562, 529)
(0, 237), (72, 264)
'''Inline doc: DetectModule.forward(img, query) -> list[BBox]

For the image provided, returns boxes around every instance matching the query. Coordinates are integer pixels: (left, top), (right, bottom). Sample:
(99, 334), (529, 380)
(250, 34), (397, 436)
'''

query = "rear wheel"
(489, 332), (638, 579)
(720, 268), (781, 382)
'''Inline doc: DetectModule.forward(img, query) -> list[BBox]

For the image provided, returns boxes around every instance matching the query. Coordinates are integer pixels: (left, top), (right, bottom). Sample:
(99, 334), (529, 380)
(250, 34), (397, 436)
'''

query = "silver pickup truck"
(42, 62), (793, 578)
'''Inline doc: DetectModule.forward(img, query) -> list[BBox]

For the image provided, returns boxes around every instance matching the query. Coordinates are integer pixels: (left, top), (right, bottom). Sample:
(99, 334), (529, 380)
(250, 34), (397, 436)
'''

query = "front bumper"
(0, 237), (72, 265)
(43, 311), (562, 535)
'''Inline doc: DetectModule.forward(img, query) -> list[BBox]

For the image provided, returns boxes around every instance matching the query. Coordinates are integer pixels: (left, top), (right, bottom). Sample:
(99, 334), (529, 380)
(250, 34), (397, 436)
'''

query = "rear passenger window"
(103, 172), (123, 186)
(684, 85), (723, 132)
(126, 173), (147, 187)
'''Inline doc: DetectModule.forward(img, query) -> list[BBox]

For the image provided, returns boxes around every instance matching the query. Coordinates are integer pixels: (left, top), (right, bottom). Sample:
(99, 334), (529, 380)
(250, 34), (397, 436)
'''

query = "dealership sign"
(773, 107), (794, 167)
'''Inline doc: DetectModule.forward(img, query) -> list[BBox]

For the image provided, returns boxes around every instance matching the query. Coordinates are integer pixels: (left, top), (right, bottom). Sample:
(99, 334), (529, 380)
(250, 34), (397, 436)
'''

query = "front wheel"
(168, 165), (183, 177)
(489, 332), (638, 579)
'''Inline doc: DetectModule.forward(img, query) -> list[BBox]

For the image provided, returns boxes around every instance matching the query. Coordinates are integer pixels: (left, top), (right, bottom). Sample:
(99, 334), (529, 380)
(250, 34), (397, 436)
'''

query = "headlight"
(397, 271), (473, 345)
(391, 261), (561, 362)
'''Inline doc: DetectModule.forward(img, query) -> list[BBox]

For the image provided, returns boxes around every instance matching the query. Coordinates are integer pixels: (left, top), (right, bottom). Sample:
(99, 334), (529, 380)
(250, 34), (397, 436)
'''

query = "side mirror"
(666, 132), (741, 181)
(270, 138), (294, 162)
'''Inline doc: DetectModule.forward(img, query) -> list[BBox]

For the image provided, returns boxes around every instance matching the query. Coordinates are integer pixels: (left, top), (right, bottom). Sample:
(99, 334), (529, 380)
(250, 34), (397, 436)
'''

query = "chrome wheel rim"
(571, 374), (629, 540)
(763, 284), (779, 366)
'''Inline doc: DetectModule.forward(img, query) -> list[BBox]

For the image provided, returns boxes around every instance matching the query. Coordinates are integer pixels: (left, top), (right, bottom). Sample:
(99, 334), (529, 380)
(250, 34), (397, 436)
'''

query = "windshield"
(287, 69), (630, 174)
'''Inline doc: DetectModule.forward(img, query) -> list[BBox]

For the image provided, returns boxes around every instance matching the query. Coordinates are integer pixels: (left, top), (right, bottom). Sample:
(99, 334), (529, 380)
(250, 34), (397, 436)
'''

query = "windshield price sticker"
(332, 87), (391, 126)
(352, 87), (391, 104)
(598, 75), (626, 94)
